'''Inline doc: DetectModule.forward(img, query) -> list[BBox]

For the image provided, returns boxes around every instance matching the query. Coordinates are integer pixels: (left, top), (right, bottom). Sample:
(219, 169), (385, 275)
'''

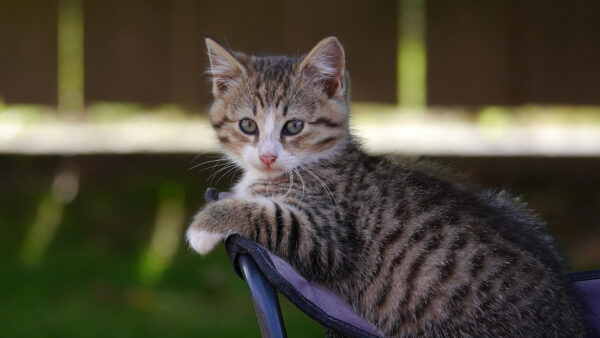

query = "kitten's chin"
(247, 166), (287, 180)
(259, 168), (286, 179)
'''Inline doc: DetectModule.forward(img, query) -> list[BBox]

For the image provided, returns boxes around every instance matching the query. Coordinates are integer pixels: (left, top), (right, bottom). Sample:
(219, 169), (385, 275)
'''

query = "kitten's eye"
(239, 118), (258, 135)
(282, 120), (304, 136)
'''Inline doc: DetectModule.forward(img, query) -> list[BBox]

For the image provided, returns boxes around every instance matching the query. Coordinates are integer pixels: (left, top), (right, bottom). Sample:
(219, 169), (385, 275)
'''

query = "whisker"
(225, 166), (243, 182)
(299, 164), (340, 215)
(192, 158), (228, 166)
(193, 161), (231, 174)
(214, 161), (244, 184)
(190, 152), (224, 166)
(284, 170), (294, 198)
(294, 168), (306, 202)
(190, 151), (210, 165)
(188, 157), (229, 171)
(208, 163), (237, 182)
(214, 166), (239, 184)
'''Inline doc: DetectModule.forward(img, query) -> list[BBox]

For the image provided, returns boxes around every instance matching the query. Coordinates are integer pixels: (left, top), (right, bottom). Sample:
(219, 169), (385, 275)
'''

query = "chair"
(225, 234), (600, 338)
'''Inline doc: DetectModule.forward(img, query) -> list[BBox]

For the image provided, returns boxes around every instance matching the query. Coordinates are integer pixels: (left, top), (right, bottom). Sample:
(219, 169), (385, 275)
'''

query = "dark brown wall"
(84, 0), (173, 105)
(2, 0), (600, 107)
(427, 0), (600, 106)
(84, 0), (398, 107)
(0, 0), (58, 104)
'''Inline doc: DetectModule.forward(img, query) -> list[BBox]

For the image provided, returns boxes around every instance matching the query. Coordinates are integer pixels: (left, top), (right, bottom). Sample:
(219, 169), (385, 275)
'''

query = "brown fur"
(188, 37), (588, 337)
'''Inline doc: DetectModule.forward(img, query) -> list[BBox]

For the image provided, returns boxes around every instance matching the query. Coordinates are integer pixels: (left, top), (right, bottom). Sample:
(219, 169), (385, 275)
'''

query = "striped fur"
(188, 37), (588, 337)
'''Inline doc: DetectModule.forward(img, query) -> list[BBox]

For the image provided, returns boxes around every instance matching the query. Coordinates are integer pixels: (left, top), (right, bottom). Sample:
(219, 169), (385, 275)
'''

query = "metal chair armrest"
(238, 254), (287, 338)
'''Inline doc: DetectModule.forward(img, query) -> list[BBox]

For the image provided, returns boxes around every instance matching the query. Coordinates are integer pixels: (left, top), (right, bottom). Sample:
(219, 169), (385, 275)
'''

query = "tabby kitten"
(187, 37), (587, 337)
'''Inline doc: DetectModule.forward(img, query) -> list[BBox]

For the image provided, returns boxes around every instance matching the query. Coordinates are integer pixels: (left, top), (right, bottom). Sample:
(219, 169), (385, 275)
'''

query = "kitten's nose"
(260, 154), (277, 167)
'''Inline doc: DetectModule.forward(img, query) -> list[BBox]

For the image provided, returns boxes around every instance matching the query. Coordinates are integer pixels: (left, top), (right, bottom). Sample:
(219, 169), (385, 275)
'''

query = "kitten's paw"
(186, 227), (224, 255)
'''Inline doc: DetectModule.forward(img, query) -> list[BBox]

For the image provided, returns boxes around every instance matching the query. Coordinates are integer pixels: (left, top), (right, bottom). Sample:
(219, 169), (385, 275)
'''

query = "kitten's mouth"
(258, 166), (285, 177)
(262, 167), (282, 174)
(258, 162), (281, 172)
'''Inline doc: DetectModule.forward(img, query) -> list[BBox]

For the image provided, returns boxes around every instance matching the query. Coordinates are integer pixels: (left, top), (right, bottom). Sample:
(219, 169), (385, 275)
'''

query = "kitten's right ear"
(205, 38), (246, 97)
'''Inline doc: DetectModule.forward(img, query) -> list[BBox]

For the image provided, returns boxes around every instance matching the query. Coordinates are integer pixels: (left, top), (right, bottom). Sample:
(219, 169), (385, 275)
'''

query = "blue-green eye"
(282, 120), (304, 136)
(239, 119), (258, 135)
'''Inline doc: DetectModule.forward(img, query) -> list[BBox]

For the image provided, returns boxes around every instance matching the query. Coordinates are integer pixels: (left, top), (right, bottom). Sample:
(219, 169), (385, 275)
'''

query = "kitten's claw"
(186, 228), (224, 255)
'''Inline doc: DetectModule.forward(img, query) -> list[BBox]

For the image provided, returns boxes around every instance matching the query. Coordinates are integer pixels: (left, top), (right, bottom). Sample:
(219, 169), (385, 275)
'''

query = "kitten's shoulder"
(382, 155), (470, 184)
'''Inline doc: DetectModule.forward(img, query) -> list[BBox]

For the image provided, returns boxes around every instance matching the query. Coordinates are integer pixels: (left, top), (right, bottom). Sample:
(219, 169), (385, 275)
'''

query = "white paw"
(186, 228), (225, 255)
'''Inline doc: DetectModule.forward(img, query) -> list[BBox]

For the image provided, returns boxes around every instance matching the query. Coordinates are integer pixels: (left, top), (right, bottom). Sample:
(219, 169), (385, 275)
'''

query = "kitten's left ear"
(299, 36), (345, 98)
(205, 37), (246, 98)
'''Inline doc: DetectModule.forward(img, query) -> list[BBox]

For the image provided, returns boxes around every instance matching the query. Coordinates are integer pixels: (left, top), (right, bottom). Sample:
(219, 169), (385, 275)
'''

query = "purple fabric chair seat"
(226, 234), (384, 337)
(226, 234), (600, 337)
(570, 269), (600, 336)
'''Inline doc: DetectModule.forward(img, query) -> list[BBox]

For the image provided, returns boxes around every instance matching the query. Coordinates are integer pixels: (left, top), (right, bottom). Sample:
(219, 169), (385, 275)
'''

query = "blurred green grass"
(0, 154), (323, 337)
(0, 246), (323, 338)
(1, 154), (599, 337)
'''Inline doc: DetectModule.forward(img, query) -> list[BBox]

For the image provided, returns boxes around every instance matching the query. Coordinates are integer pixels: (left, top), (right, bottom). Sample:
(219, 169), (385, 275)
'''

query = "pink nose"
(260, 154), (277, 166)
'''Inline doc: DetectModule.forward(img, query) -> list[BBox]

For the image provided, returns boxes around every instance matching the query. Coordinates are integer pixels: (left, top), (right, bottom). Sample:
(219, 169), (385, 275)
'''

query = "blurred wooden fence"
(1, 0), (599, 108)
(427, 0), (600, 106)
(0, 0), (58, 104)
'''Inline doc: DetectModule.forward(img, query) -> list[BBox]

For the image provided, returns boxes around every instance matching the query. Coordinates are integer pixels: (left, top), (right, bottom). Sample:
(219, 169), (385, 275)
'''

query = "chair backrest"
(570, 269), (600, 335)
(226, 234), (600, 337)
(226, 235), (383, 337)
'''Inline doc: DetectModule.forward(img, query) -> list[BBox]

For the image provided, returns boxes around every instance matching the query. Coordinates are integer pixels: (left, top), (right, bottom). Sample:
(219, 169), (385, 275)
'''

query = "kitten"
(187, 37), (588, 337)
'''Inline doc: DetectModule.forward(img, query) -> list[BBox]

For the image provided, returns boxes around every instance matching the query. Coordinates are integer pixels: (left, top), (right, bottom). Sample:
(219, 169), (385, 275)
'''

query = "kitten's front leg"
(186, 197), (269, 255)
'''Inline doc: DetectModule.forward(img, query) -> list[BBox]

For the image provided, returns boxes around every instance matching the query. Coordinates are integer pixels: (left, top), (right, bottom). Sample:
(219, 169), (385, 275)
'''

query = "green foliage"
(1, 154), (598, 337)
(0, 155), (323, 337)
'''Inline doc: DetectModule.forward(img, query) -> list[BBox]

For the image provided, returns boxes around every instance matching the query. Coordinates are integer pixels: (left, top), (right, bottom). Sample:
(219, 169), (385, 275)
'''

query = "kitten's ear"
(299, 36), (345, 98)
(205, 38), (246, 97)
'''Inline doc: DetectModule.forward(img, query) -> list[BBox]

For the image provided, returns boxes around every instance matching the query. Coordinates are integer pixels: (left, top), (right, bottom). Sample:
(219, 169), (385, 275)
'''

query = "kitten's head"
(205, 37), (350, 180)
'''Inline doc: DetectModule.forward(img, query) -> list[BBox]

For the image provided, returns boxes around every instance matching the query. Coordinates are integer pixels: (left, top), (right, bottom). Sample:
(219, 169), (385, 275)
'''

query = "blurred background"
(1, 0), (599, 337)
